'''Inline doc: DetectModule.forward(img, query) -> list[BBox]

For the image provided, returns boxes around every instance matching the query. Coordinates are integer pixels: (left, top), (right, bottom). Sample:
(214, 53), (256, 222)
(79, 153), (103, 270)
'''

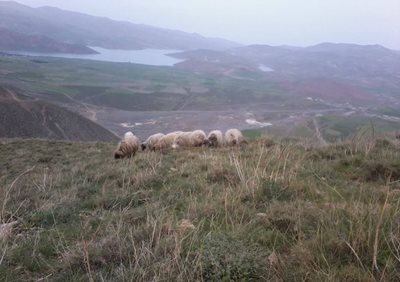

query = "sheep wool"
(190, 130), (207, 147)
(173, 131), (193, 148)
(224, 129), (245, 146)
(114, 131), (140, 159)
(141, 133), (165, 151)
(207, 130), (224, 147)
(154, 131), (182, 151)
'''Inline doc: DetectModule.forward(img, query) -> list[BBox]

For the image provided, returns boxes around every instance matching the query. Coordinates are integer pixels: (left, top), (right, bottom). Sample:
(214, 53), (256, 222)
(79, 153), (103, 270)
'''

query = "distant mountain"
(0, 86), (118, 141)
(0, 28), (97, 54)
(306, 42), (391, 53)
(174, 43), (400, 81)
(169, 43), (400, 105)
(228, 43), (400, 79)
(0, 1), (240, 53)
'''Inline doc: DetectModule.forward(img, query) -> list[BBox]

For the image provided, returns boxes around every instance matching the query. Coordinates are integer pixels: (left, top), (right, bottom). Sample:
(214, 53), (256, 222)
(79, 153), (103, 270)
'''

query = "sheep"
(224, 128), (247, 146)
(153, 131), (183, 151)
(189, 130), (207, 147)
(173, 131), (193, 148)
(173, 130), (207, 148)
(141, 133), (165, 151)
(207, 130), (224, 147)
(114, 131), (140, 159)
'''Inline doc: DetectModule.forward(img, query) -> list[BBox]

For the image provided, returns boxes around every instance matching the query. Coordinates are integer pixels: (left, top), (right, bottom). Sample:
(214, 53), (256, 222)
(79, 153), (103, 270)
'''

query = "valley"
(1, 45), (399, 143)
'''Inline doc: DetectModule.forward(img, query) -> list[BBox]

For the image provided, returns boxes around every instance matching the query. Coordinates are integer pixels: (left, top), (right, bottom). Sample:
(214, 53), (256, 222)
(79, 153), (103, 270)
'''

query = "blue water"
(7, 47), (184, 66)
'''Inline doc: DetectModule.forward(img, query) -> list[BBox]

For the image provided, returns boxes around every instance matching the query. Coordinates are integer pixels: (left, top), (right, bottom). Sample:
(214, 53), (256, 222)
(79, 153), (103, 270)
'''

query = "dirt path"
(62, 93), (98, 121)
(313, 118), (328, 146)
(54, 122), (68, 139)
(4, 88), (21, 102)
(4, 87), (33, 113)
(174, 87), (197, 111)
(41, 105), (47, 127)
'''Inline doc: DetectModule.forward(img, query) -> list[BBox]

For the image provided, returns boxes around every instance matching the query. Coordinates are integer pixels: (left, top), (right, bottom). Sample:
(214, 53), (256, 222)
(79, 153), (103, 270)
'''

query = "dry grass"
(0, 138), (400, 281)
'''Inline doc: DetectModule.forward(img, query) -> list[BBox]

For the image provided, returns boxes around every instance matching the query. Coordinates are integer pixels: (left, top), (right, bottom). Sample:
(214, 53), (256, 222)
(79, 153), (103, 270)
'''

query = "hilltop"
(0, 137), (399, 280)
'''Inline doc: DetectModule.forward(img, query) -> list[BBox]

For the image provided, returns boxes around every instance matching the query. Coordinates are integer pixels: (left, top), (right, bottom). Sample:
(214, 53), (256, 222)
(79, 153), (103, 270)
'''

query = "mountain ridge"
(0, 1), (240, 53)
(0, 27), (97, 54)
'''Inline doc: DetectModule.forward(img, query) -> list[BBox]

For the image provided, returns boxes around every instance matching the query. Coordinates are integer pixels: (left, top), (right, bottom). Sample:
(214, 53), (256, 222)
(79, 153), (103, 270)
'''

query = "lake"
(7, 47), (184, 66)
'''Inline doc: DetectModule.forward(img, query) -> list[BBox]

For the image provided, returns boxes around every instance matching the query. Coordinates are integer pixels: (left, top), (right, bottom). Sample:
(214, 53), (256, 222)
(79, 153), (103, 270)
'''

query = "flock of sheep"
(114, 129), (247, 159)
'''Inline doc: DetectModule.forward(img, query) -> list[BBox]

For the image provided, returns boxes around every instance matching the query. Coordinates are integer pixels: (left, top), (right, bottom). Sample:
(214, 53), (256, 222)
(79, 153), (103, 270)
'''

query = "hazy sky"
(4, 0), (400, 49)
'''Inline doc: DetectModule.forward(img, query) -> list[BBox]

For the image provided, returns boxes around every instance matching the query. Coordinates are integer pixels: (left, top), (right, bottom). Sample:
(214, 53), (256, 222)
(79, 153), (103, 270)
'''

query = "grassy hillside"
(317, 115), (400, 143)
(1, 138), (400, 281)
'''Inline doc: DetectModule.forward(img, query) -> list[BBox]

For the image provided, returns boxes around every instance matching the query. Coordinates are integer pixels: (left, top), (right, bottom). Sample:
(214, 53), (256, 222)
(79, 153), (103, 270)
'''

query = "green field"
(0, 55), (286, 112)
(318, 115), (399, 142)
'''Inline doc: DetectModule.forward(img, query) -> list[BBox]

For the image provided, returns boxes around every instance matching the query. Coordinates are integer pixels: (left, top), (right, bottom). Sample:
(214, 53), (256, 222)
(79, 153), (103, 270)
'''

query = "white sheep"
(114, 131), (140, 159)
(173, 130), (207, 148)
(173, 131), (193, 148)
(207, 130), (224, 147)
(224, 129), (247, 146)
(153, 131), (183, 151)
(189, 130), (207, 147)
(141, 133), (165, 151)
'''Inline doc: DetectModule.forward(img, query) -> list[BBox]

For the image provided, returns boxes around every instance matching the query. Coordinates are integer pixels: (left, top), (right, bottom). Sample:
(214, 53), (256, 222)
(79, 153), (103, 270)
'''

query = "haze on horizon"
(1, 0), (400, 50)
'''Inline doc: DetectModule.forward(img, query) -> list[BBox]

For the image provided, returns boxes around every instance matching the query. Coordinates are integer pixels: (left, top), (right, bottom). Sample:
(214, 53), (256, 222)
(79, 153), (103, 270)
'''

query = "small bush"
(197, 234), (269, 281)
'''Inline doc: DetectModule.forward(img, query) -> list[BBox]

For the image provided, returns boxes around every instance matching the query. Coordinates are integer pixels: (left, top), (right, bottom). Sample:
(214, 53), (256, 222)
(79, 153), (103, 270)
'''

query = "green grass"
(318, 115), (399, 142)
(377, 107), (400, 119)
(1, 138), (400, 281)
(0, 55), (295, 112)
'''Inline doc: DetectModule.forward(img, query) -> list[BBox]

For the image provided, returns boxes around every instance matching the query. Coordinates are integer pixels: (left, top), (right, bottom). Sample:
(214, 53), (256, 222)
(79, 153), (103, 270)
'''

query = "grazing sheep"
(172, 130), (207, 149)
(173, 131), (193, 148)
(114, 131), (140, 159)
(154, 131), (182, 151)
(189, 130), (207, 147)
(141, 133), (165, 151)
(224, 128), (247, 146)
(207, 130), (224, 147)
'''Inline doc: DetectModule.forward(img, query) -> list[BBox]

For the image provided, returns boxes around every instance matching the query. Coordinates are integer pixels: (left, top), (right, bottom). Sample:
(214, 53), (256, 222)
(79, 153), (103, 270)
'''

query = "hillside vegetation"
(1, 137), (400, 281)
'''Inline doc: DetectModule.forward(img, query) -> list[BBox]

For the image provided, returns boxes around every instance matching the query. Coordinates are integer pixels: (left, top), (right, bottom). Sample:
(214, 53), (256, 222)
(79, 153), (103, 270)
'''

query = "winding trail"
(313, 118), (328, 146)
(62, 93), (98, 121)
(54, 123), (68, 139)
(174, 87), (197, 111)
(40, 105), (47, 127)
(5, 88), (21, 102)
(4, 87), (32, 112)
